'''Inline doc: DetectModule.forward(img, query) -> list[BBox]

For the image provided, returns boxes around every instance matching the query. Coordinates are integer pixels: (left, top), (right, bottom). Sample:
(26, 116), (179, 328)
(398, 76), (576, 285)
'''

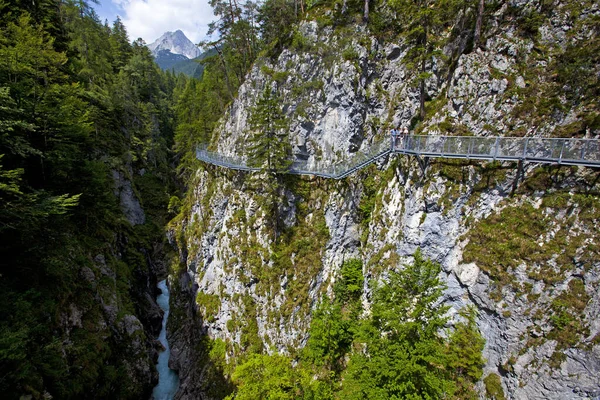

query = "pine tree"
(340, 249), (456, 399)
(247, 83), (291, 174)
(109, 16), (132, 71)
(389, 0), (461, 119)
(445, 307), (485, 399)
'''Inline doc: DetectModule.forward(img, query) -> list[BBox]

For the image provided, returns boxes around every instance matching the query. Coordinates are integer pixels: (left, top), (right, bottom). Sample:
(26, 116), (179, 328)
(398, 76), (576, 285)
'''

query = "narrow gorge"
(1, 0), (599, 399)
(153, 280), (180, 399)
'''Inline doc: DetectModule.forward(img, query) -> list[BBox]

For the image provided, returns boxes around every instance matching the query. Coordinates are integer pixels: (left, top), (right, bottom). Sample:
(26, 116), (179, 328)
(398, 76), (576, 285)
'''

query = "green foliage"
(239, 296), (265, 354)
(339, 249), (469, 399)
(302, 258), (363, 386)
(547, 278), (590, 362)
(0, 1), (179, 398)
(342, 47), (359, 61)
(303, 298), (354, 371)
(358, 166), (379, 228)
(227, 353), (305, 400)
(506, 2), (552, 40)
(333, 258), (364, 303)
(258, 0), (300, 54)
(483, 373), (505, 400)
(196, 292), (221, 323)
(167, 195), (182, 215)
(445, 308), (486, 399)
(291, 29), (312, 52)
(247, 84), (291, 174)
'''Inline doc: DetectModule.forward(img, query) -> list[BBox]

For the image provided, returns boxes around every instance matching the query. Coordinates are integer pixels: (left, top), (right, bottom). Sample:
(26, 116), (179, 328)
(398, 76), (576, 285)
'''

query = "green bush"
(334, 258), (364, 302)
(342, 47), (359, 61)
(484, 373), (506, 400)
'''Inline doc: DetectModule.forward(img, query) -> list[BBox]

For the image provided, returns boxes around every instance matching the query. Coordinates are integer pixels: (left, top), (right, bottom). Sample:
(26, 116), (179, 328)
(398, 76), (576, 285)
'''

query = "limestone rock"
(455, 262), (480, 287)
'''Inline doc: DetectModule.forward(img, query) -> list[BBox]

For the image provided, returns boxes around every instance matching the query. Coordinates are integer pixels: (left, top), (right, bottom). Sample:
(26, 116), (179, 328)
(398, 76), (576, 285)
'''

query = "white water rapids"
(152, 280), (179, 400)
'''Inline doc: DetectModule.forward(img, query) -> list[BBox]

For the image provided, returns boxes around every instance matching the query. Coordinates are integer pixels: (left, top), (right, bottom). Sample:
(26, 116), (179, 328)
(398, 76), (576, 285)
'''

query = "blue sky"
(93, 0), (214, 44)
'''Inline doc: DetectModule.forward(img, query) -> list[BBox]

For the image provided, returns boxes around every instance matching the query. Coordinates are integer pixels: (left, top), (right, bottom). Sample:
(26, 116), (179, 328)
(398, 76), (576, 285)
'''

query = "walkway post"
(467, 136), (474, 159)
(522, 137), (529, 160)
(493, 137), (500, 161)
(558, 139), (566, 165)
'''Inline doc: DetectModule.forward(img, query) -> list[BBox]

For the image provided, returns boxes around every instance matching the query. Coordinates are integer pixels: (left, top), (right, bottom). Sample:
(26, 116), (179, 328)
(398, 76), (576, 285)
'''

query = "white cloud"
(115, 0), (215, 44)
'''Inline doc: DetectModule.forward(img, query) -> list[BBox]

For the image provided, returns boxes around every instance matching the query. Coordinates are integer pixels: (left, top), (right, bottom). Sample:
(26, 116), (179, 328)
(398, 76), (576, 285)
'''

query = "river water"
(152, 279), (179, 400)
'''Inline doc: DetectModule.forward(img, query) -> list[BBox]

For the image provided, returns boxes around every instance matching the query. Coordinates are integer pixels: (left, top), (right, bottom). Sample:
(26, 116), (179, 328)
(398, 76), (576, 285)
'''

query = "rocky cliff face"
(170, 2), (600, 398)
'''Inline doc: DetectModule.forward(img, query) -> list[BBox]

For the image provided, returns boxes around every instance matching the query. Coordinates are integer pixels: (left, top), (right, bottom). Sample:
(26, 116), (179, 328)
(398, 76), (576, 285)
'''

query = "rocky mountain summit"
(147, 30), (201, 60)
(147, 30), (206, 77)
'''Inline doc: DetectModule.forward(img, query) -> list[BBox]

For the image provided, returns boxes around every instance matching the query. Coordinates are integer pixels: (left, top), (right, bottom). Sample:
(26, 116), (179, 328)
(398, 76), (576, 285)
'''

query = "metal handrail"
(196, 135), (600, 179)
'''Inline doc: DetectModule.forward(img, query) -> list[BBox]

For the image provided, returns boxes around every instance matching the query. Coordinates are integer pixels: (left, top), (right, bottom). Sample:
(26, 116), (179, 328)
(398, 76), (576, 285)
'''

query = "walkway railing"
(394, 135), (600, 167)
(197, 135), (600, 179)
(197, 139), (391, 179)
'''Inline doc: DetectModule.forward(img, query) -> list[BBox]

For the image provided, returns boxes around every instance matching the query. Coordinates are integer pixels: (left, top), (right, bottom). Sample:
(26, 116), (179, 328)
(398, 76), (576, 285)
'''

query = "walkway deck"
(197, 135), (600, 179)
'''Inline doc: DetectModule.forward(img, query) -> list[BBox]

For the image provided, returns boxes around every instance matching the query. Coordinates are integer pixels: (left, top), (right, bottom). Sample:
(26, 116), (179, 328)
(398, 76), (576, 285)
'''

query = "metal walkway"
(197, 135), (600, 179)
(395, 135), (600, 167)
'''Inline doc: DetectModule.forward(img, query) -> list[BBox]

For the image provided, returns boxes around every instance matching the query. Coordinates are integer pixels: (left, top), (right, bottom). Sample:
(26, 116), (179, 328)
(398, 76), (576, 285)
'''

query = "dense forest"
(0, 0), (182, 397)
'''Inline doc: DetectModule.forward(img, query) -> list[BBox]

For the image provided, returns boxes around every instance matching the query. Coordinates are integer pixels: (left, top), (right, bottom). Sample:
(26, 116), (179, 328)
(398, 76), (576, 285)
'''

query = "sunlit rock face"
(147, 30), (201, 60)
(170, 2), (600, 398)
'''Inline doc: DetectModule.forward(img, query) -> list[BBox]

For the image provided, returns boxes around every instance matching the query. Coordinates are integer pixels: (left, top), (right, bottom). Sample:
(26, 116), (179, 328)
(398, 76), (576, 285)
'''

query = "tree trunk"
(473, 0), (485, 48)
(363, 0), (369, 23)
(213, 45), (235, 101)
(419, 28), (427, 120)
(228, 0), (238, 24)
(419, 72), (426, 120)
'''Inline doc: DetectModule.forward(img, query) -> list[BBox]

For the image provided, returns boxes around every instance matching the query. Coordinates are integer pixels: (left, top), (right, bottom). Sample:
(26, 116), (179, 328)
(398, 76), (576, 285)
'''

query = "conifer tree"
(389, 0), (461, 119)
(247, 83), (291, 174)
(109, 16), (132, 70)
(445, 307), (486, 399)
(340, 249), (456, 399)
(246, 82), (290, 241)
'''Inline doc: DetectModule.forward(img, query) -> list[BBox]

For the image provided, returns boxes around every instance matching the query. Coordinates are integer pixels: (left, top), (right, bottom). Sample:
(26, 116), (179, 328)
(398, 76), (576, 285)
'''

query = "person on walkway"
(401, 127), (409, 149)
(390, 127), (397, 149)
(398, 128), (403, 149)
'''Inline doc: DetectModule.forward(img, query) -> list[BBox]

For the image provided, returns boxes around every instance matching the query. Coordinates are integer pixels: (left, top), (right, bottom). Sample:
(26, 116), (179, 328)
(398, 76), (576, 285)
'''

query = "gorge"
(1, 0), (599, 399)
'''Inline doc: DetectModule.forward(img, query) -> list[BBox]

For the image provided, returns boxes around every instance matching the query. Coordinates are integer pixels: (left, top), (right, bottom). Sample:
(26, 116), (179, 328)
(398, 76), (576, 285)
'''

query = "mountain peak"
(147, 30), (201, 60)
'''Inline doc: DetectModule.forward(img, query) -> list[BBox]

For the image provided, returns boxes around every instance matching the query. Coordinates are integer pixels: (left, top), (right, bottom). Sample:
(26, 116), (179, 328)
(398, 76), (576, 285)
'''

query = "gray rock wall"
(171, 3), (600, 398)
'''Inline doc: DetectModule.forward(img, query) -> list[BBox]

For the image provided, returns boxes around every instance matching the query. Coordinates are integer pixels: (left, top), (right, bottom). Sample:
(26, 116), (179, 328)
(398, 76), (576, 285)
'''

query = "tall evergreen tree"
(340, 249), (456, 399)
(389, 0), (461, 119)
(445, 307), (486, 399)
(109, 16), (133, 71)
(247, 84), (291, 174)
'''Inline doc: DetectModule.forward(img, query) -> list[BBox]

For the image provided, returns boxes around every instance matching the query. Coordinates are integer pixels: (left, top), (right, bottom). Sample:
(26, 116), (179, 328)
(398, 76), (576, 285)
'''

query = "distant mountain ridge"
(147, 30), (201, 60)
